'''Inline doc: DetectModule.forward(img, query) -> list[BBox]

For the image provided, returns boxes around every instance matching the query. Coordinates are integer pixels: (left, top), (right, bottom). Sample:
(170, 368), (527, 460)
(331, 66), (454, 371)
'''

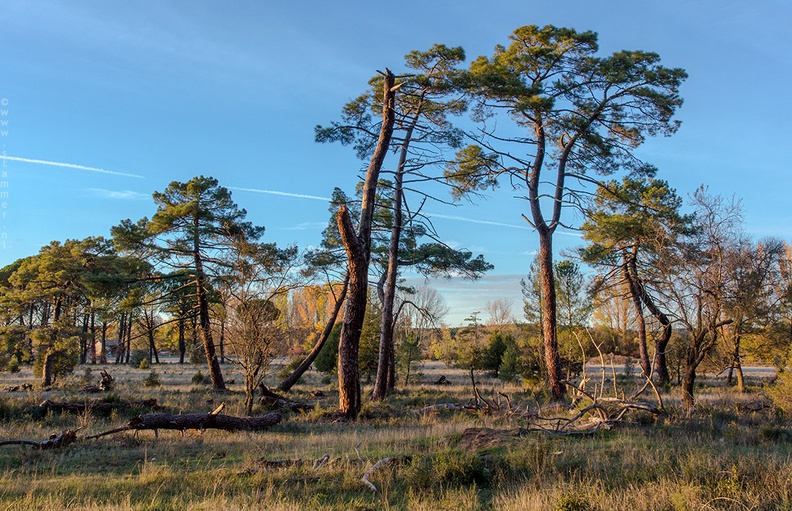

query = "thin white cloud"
(229, 186), (330, 202)
(0, 155), (144, 179)
(283, 221), (327, 231)
(85, 188), (149, 200)
(428, 212), (582, 237)
(428, 213), (531, 230)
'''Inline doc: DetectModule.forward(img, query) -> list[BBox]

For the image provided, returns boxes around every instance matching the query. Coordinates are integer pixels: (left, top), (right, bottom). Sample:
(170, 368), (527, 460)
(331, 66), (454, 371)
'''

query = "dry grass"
(0, 361), (790, 510)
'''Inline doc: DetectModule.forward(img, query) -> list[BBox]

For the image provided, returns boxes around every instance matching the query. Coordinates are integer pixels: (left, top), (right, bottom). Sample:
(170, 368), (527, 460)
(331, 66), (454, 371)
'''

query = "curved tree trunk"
(336, 70), (396, 419)
(372, 178), (403, 400)
(279, 276), (349, 392)
(629, 262), (672, 385)
(194, 248), (225, 390)
(336, 207), (367, 418)
(624, 253), (651, 377)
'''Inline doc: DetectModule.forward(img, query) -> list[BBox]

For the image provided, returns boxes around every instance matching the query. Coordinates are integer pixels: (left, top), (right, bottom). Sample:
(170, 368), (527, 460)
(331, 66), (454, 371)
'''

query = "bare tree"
(657, 189), (740, 411)
(485, 299), (514, 327)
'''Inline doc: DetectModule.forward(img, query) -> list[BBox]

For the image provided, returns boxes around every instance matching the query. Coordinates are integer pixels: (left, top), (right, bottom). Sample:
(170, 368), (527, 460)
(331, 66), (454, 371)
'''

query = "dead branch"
(0, 429), (79, 450)
(81, 370), (115, 393)
(3, 383), (33, 392)
(362, 457), (392, 492)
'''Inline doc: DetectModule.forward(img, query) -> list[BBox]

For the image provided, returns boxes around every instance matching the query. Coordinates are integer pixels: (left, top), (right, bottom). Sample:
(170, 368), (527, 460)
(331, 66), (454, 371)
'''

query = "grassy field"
(0, 361), (790, 511)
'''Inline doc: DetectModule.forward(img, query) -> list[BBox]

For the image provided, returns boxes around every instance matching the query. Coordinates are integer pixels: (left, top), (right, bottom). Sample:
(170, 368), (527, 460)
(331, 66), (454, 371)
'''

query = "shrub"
(189, 345), (204, 364)
(768, 371), (792, 414)
(129, 349), (149, 368)
(406, 448), (487, 489)
(143, 370), (161, 387)
(7, 356), (20, 374)
(314, 324), (341, 375)
(192, 370), (209, 384)
(555, 494), (594, 511)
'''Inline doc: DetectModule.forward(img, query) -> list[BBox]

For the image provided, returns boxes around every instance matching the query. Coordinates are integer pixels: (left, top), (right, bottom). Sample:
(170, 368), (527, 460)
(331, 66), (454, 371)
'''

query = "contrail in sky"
(427, 213), (531, 230)
(230, 186), (330, 201)
(0, 155), (144, 179)
(428, 212), (582, 237)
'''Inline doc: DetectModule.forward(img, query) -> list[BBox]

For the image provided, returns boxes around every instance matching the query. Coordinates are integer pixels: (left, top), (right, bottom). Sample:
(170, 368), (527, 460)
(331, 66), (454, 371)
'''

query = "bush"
(405, 448), (488, 489)
(129, 349), (149, 368)
(189, 345), (204, 364)
(314, 324), (341, 375)
(143, 370), (161, 387)
(555, 494), (594, 511)
(768, 371), (792, 414)
(138, 358), (150, 370)
(7, 356), (20, 374)
(192, 370), (209, 385)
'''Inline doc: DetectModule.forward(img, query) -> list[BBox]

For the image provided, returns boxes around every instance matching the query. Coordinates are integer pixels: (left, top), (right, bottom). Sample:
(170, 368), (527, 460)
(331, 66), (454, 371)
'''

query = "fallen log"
(128, 411), (282, 432)
(87, 408), (282, 439)
(0, 429), (79, 450)
(39, 398), (160, 414)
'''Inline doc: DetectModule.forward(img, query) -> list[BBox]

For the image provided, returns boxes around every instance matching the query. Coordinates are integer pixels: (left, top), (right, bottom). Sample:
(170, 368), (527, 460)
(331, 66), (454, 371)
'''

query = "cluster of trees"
(2, 24), (788, 416)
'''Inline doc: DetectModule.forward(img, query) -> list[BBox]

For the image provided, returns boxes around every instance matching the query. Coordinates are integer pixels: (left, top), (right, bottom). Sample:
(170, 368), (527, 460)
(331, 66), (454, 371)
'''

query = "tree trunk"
(631, 266), (672, 385)
(279, 276), (349, 392)
(146, 314), (160, 364)
(373, 115), (417, 400)
(336, 69), (397, 419)
(538, 229), (565, 400)
(178, 316), (186, 364)
(219, 320), (226, 364)
(89, 312), (97, 364)
(681, 363), (696, 413)
(100, 320), (108, 364)
(336, 206), (368, 419)
(115, 313), (126, 364)
(42, 349), (54, 387)
(80, 313), (89, 364)
(194, 245), (225, 390)
(372, 187), (402, 399)
(624, 254), (651, 377)
(733, 334), (745, 393)
(125, 316), (132, 364)
(107, 411), (282, 435)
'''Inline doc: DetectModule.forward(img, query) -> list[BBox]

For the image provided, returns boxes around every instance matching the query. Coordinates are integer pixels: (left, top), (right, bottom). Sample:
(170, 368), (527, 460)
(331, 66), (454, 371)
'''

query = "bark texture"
(336, 69), (397, 418)
(538, 230), (565, 400)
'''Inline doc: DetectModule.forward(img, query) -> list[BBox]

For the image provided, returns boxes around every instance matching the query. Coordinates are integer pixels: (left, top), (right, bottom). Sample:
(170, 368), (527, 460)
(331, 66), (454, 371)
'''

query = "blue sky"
(1, 1), (791, 325)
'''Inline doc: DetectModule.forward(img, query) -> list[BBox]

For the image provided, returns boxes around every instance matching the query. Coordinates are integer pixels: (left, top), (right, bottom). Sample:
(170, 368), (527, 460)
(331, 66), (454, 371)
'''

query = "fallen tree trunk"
(88, 409), (282, 439)
(128, 412), (282, 432)
(0, 429), (79, 450)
